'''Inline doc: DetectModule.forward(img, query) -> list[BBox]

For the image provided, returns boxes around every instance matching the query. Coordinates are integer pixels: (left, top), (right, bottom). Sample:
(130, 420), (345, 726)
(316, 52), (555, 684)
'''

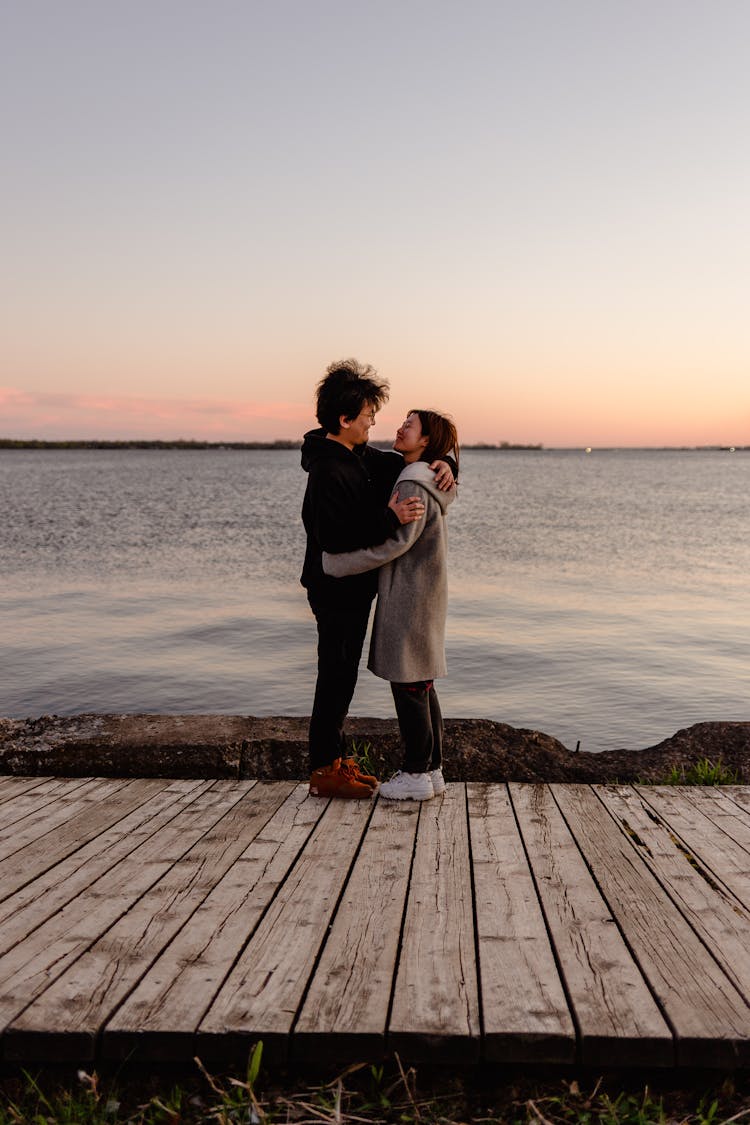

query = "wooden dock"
(2, 776), (750, 1071)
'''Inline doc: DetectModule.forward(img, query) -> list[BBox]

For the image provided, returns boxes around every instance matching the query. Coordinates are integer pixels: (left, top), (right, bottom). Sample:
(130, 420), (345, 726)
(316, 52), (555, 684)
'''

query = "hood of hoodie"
(300, 428), (369, 472)
(395, 460), (456, 513)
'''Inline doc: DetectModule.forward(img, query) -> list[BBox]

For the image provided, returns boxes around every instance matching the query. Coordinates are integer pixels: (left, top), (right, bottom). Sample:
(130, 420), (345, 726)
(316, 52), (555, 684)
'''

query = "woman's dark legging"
(390, 680), (443, 774)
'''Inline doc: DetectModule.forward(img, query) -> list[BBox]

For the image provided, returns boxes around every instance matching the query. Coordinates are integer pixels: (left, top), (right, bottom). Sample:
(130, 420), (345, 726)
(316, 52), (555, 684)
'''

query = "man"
(301, 358), (454, 798)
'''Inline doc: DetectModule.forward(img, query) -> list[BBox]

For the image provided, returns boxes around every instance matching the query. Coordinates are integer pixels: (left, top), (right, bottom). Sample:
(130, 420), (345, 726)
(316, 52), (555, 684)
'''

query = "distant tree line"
(466, 441), (544, 450)
(2, 438), (745, 452)
(368, 440), (545, 450)
(0, 438), (301, 450)
(2, 437), (544, 451)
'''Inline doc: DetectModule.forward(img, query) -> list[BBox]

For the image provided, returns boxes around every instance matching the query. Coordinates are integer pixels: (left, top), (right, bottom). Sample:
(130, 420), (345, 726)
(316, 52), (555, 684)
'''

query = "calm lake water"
(1, 448), (747, 752)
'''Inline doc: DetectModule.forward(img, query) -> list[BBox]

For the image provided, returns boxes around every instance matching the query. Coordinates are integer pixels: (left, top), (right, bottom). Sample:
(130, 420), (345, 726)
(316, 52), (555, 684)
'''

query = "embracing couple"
(300, 358), (459, 802)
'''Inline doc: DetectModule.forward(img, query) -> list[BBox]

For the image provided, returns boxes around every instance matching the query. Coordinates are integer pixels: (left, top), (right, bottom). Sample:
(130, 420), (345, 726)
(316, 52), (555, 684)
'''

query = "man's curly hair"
(315, 358), (390, 434)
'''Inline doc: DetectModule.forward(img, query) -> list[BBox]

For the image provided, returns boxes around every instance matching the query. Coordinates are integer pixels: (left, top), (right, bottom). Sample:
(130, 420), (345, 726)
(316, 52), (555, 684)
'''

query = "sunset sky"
(2, 0), (749, 446)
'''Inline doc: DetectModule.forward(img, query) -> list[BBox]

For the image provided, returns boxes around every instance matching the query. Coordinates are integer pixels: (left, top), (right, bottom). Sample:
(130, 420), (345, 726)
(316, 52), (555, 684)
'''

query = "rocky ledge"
(0, 714), (748, 783)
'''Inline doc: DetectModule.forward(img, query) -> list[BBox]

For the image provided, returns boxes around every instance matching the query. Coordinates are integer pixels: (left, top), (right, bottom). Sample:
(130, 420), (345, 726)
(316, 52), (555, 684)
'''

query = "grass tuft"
(349, 738), (382, 779)
(645, 758), (740, 786)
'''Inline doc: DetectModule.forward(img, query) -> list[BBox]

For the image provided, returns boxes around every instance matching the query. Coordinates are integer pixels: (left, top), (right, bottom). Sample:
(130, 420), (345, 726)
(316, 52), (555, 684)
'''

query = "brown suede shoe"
(341, 757), (379, 790)
(309, 758), (373, 799)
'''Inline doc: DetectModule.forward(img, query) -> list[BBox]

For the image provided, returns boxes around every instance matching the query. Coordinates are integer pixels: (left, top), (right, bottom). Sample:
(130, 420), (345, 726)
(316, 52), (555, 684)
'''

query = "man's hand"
(430, 460), (455, 491)
(389, 487), (425, 525)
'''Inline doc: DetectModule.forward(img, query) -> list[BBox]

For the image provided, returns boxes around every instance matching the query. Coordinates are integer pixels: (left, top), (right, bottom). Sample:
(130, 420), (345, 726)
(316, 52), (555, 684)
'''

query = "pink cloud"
(0, 387), (313, 441)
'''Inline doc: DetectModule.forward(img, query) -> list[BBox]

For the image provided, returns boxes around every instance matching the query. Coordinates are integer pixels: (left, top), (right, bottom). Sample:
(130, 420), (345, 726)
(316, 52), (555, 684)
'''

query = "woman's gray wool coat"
(322, 460), (456, 682)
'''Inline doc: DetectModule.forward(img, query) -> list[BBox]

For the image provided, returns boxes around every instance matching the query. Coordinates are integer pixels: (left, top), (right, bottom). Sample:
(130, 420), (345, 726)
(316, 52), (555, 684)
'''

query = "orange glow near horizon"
(1, 384), (746, 448)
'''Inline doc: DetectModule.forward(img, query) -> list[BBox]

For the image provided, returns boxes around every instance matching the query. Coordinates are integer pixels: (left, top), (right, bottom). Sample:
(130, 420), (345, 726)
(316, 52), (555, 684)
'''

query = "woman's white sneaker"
(429, 768), (446, 795)
(379, 771), (434, 801)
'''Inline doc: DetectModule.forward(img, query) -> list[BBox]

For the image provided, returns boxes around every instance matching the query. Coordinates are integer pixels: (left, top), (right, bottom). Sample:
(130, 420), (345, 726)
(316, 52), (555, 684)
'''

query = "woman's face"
(394, 412), (428, 460)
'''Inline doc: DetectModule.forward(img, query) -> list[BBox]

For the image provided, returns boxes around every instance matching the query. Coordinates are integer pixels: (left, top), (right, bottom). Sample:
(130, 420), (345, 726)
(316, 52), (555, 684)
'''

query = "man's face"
(345, 404), (377, 447)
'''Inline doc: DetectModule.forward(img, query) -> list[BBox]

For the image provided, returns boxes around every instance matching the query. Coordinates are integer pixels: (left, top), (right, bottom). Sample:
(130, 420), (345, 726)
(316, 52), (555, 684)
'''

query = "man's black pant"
(390, 680), (443, 774)
(308, 598), (373, 771)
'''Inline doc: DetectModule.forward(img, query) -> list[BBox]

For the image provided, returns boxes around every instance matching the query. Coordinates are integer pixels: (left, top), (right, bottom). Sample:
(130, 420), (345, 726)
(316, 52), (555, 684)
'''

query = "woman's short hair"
(409, 409), (460, 474)
(316, 359), (389, 434)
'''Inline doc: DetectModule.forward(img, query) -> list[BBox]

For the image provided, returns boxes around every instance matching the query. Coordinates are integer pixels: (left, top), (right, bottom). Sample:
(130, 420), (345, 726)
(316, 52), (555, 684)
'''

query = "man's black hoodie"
(300, 429), (403, 609)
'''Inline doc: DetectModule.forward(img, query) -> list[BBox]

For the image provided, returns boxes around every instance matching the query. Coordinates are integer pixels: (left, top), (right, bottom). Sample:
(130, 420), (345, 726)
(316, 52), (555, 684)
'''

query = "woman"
(322, 409), (458, 800)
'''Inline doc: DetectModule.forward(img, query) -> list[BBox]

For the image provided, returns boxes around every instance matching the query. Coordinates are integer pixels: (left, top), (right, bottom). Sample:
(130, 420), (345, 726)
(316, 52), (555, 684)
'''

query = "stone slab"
(0, 715), (748, 783)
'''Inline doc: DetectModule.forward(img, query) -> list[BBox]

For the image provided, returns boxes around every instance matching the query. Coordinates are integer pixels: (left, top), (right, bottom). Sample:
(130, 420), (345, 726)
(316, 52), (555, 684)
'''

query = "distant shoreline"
(0, 438), (746, 452)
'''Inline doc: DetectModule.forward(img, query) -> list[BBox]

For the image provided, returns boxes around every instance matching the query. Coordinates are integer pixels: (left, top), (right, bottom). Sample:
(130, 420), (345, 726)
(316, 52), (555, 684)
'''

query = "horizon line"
(1, 437), (747, 453)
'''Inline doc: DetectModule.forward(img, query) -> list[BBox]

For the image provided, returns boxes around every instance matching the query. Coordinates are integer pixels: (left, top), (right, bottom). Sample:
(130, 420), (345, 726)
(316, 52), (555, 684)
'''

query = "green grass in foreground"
(644, 758), (740, 786)
(2, 1049), (750, 1125)
(349, 738), (383, 779)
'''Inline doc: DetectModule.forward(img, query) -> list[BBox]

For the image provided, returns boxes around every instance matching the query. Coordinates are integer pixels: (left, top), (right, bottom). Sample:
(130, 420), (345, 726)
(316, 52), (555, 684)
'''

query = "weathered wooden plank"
(706, 792), (750, 846)
(6, 783), (306, 1063)
(0, 780), (186, 921)
(293, 798), (420, 1065)
(0, 777), (93, 845)
(510, 784), (671, 1067)
(196, 795), (373, 1068)
(0, 778), (125, 863)
(712, 789), (750, 835)
(0, 777), (82, 824)
(104, 784), (321, 1064)
(467, 784), (574, 1064)
(0, 777), (51, 806)
(722, 787), (750, 822)
(388, 785), (480, 1064)
(599, 786), (750, 1005)
(642, 785), (750, 850)
(0, 778), (168, 905)
(0, 780), (229, 1040)
(554, 785), (750, 1068)
(673, 787), (750, 853)
(634, 786), (750, 918)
